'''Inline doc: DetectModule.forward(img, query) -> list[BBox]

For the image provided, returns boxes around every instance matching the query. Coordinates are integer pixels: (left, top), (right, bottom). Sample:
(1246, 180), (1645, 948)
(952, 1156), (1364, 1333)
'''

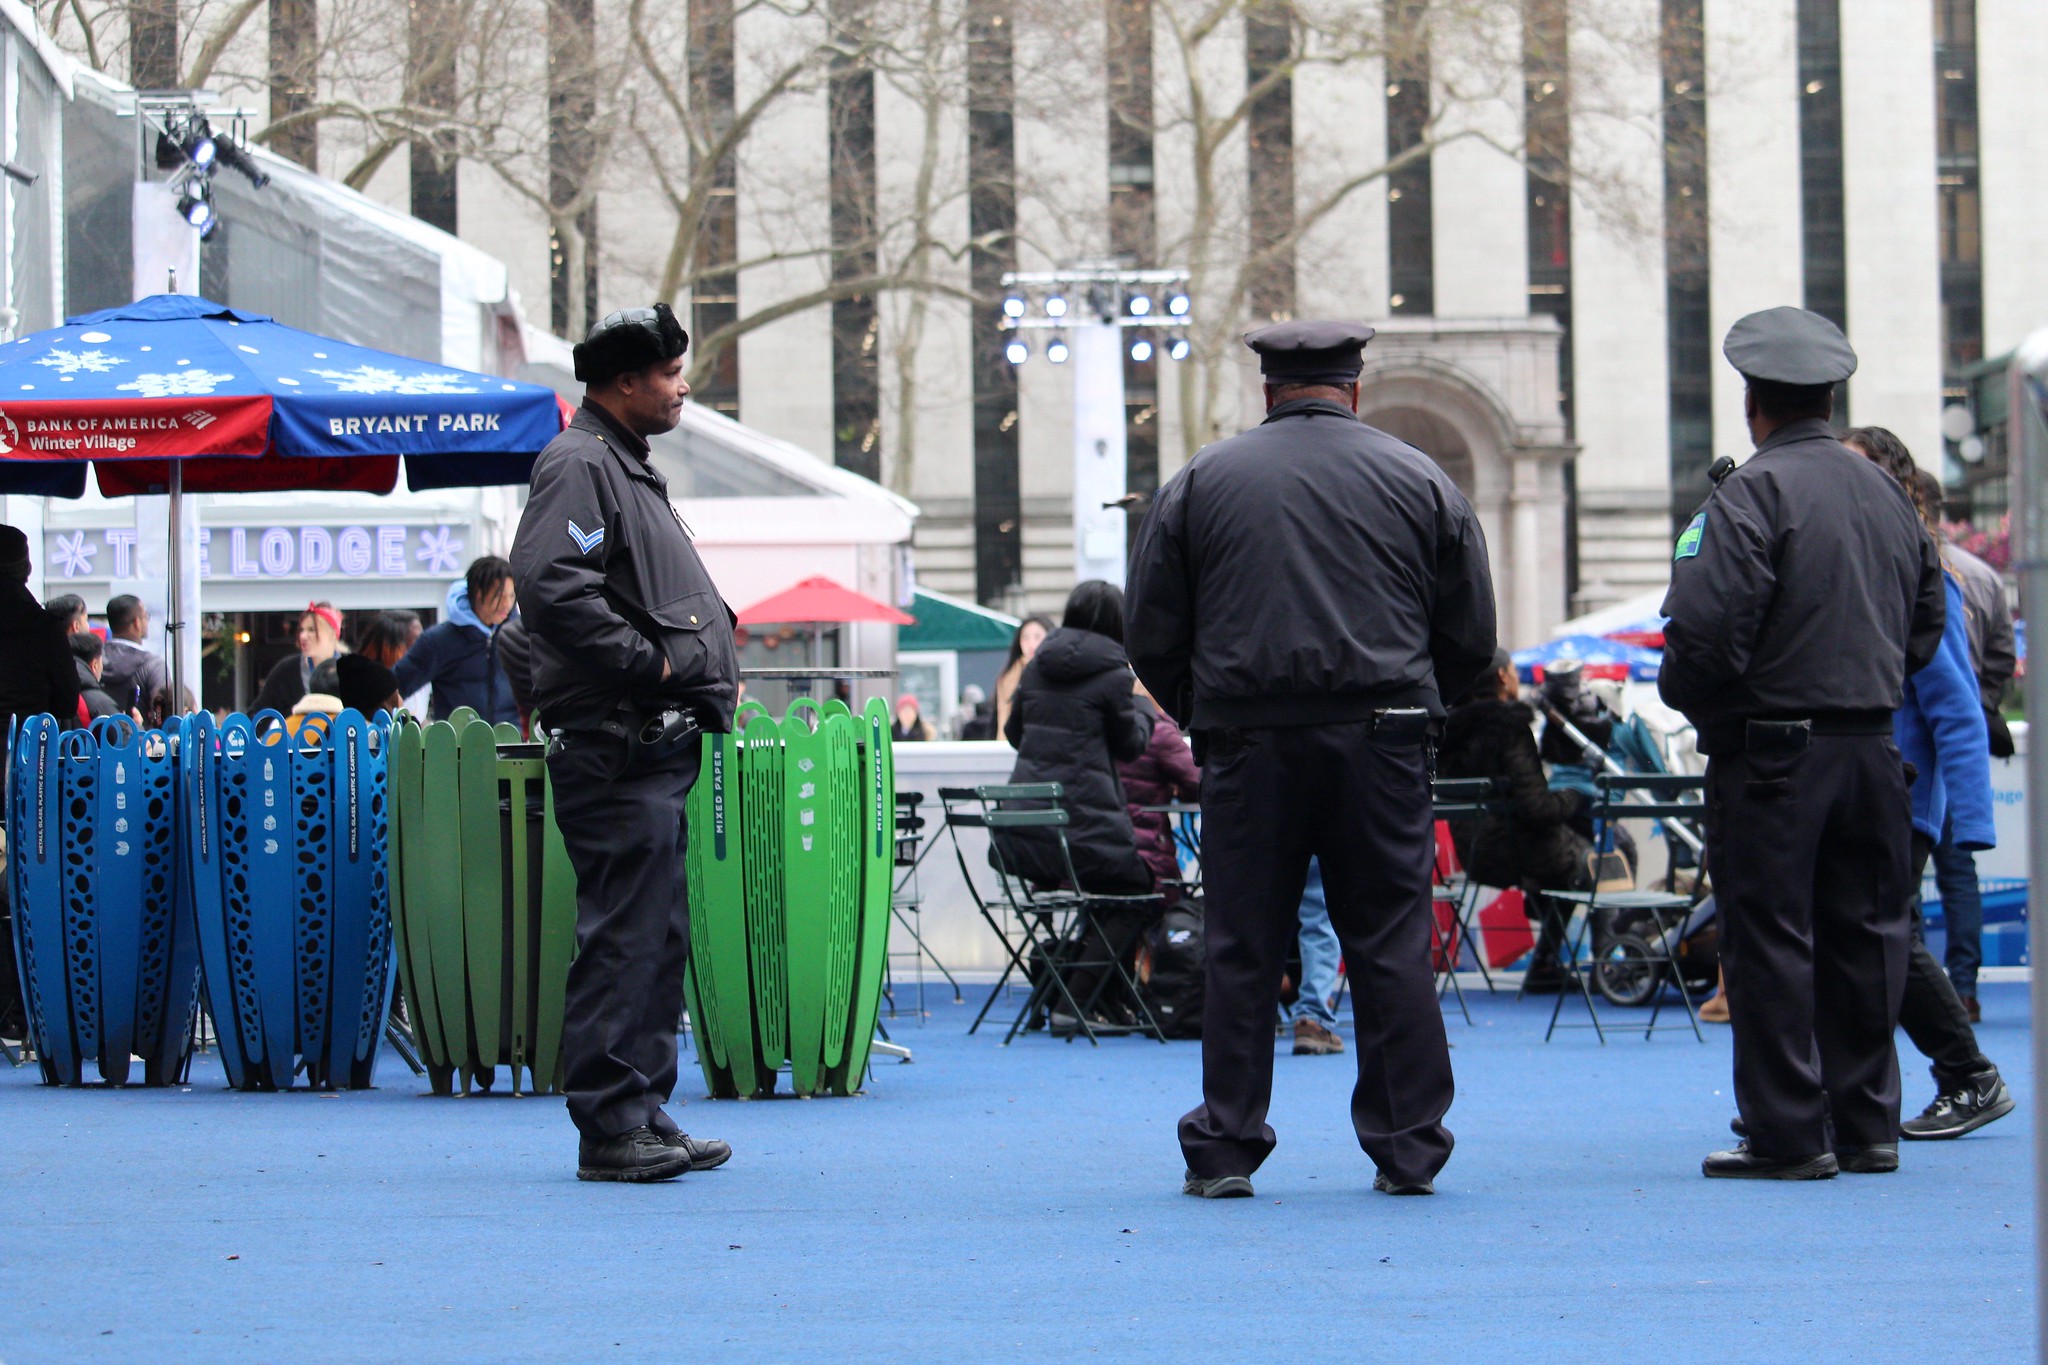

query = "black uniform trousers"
(547, 729), (702, 1139)
(1179, 721), (1454, 1184)
(1707, 735), (1911, 1157)
(1901, 832), (1995, 1091)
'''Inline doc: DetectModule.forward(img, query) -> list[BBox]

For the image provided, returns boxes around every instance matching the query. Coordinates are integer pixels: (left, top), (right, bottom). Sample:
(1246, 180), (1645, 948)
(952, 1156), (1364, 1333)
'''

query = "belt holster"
(1745, 719), (1812, 755)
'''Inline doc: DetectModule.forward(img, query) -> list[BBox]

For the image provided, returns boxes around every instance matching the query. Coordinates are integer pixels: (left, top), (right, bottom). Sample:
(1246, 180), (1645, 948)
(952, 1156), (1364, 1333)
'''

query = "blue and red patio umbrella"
(0, 293), (570, 698)
(0, 293), (568, 498)
(1512, 633), (1663, 684)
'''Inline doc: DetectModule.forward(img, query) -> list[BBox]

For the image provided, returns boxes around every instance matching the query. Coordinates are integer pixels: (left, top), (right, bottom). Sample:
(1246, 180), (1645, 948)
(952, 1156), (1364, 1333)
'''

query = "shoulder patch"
(1674, 511), (1706, 561)
(567, 519), (604, 554)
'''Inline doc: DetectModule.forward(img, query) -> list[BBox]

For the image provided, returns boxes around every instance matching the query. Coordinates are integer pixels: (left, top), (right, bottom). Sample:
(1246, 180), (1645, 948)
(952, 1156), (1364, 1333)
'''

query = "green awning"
(896, 587), (1018, 653)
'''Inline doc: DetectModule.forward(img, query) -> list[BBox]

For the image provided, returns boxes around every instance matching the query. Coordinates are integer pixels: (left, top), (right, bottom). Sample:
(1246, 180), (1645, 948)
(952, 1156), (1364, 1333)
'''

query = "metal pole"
(166, 460), (184, 709)
(2008, 329), (2048, 1365)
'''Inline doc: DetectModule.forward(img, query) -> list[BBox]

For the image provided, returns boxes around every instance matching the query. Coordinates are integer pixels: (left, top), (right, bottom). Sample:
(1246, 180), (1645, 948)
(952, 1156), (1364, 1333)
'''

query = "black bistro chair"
(939, 785), (1079, 1036)
(1428, 777), (1511, 1021)
(883, 790), (963, 1019)
(1536, 772), (1710, 1043)
(955, 783), (1168, 1046)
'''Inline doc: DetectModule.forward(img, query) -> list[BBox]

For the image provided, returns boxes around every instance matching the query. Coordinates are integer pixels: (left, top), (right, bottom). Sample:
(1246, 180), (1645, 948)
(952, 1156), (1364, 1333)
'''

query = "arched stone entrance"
(1364, 407), (1477, 498)
(1356, 334), (1573, 648)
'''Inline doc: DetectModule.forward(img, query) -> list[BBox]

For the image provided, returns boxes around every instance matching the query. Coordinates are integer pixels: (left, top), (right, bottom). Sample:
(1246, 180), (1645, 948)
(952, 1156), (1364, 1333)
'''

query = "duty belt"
(1700, 709), (1893, 754)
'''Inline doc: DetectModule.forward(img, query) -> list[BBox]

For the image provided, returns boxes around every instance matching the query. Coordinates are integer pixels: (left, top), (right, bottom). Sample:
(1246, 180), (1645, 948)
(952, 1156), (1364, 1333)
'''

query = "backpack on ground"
(1136, 898), (1205, 1039)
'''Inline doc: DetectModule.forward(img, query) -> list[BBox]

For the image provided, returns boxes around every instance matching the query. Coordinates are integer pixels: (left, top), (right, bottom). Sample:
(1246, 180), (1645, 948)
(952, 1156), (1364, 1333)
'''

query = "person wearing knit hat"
(511, 302), (738, 1184)
(252, 602), (344, 719)
(890, 692), (934, 742)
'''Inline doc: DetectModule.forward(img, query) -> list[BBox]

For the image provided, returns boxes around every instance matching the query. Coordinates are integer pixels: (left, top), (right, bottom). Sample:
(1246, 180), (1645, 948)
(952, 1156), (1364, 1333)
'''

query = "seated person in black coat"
(996, 580), (1158, 1024)
(1437, 650), (1591, 990)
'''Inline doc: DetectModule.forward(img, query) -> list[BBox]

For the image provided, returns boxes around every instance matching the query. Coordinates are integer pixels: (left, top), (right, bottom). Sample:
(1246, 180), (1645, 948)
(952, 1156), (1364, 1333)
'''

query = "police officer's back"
(1127, 321), (1496, 1200)
(1660, 306), (1943, 1180)
(511, 303), (737, 1183)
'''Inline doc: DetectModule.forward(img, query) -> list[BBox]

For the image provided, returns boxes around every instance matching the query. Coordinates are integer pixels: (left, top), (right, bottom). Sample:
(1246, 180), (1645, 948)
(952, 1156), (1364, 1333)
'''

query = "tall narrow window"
(269, 0), (319, 167)
(968, 0), (1021, 605)
(1109, 0), (1157, 531)
(1385, 1), (1432, 316)
(409, 0), (458, 233)
(1796, 0), (1847, 417)
(1933, 0), (1982, 384)
(1663, 0), (1712, 527)
(1245, 4), (1295, 324)
(549, 0), (600, 334)
(689, 0), (741, 416)
(830, 0), (881, 478)
(1524, 0), (1573, 586)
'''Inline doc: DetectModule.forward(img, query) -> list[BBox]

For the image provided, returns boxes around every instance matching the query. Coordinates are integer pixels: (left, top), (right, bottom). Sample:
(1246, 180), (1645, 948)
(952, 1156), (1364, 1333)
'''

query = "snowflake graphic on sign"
(34, 348), (126, 375)
(415, 526), (465, 575)
(51, 531), (96, 578)
(307, 365), (481, 396)
(115, 369), (235, 398)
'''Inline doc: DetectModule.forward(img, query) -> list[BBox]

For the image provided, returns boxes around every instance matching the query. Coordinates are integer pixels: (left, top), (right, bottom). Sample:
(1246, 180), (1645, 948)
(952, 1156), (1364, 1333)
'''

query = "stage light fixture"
(1166, 336), (1191, 361)
(1044, 294), (1069, 318)
(1046, 336), (1070, 363)
(214, 137), (271, 189)
(155, 122), (218, 171)
(1128, 293), (1153, 317)
(1005, 337), (1030, 365)
(177, 184), (215, 230)
(1130, 337), (1154, 362)
(1002, 294), (1027, 319)
(1167, 291), (1191, 316)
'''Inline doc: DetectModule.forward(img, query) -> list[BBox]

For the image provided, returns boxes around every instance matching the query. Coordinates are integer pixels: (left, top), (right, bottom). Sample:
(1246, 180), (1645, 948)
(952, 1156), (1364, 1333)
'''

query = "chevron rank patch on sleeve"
(567, 519), (604, 554)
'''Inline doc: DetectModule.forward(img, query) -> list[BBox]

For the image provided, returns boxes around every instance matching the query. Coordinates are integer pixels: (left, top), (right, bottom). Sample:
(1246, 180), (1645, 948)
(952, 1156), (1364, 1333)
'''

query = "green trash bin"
(387, 711), (578, 1096)
(685, 696), (894, 1098)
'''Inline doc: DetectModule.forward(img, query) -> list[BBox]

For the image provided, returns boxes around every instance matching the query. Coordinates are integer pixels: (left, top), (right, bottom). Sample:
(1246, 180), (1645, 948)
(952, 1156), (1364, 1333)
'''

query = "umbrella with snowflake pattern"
(0, 293), (568, 498)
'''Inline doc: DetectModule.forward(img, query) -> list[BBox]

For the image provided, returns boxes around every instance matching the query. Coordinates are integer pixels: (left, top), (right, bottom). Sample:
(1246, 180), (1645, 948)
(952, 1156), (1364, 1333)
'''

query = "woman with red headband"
(253, 602), (343, 717)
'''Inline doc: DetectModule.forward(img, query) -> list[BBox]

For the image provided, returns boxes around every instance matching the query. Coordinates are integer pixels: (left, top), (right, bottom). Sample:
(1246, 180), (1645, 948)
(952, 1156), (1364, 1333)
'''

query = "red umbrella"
(736, 576), (915, 626)
(736, 575), (914, 668)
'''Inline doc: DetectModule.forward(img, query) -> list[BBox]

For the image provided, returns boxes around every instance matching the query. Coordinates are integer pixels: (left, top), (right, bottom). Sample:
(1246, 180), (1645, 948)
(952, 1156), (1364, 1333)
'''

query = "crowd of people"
(0, 543), (533, 742)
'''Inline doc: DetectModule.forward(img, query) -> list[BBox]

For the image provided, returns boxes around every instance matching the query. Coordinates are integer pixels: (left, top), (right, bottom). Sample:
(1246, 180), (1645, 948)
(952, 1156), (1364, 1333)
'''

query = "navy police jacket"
(1658, 418), (1944, 752)
(510, 403), (738, 734)
(1126, 397), (1497, 730)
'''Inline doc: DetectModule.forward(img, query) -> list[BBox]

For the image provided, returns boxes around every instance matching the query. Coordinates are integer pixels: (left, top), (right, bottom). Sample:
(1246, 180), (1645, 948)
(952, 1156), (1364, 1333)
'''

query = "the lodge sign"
(44, 523), (467, 582)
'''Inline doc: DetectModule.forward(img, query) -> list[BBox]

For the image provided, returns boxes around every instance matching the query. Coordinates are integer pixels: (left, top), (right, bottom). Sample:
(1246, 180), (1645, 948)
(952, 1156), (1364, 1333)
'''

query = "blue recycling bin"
(8, 714), (199, 1086)
(182, 710), (395, 1091)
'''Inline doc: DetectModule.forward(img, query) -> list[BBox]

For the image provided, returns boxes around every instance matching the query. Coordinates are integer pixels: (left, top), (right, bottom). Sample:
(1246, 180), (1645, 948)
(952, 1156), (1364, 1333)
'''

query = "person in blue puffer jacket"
(1847, 428), (2013, 1143)
(393, 556), (521, 725)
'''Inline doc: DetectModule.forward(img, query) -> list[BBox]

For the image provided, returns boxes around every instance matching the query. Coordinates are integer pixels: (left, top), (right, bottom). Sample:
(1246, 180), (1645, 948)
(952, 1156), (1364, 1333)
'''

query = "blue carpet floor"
(0, 981), (2033, 1363)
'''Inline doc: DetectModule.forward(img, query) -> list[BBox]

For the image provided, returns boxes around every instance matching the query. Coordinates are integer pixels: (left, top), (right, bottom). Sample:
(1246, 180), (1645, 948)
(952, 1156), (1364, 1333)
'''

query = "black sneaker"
(577, 1126), (691, 1183)
(1182, 1170), (1254, 1198)
(659, 1131), (732, 1171)
(1701, 1142), (1837, 1180)
(1373, 1172), (1435, 1196)
(1835, 1142), (1899, 1174)
(1902, 1071), (2015, 1140)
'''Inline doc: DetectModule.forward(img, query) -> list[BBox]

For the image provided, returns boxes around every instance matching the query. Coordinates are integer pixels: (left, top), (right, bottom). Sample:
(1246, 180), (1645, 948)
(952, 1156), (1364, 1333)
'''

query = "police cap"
(1244, 320), (1377, 385)
(1722, 306), (1857, 386)
(573, 302), (690, 385)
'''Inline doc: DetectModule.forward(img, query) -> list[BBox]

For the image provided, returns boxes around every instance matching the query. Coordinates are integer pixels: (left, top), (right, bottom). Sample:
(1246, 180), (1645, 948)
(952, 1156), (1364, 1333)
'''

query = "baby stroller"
(1594, 895), (1719, 1007)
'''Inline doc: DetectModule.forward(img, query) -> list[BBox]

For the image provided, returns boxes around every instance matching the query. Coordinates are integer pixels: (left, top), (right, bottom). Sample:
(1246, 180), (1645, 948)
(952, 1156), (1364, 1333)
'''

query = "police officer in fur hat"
(511, 304), (739, 1182)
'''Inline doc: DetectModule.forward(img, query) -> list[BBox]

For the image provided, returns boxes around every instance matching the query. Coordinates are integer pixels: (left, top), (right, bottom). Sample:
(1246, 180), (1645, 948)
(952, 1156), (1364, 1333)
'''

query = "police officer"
(1660, 307), (1945, 1180)
(510, 303), (739, 1183)
(1127, 321), (1497, 1200)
